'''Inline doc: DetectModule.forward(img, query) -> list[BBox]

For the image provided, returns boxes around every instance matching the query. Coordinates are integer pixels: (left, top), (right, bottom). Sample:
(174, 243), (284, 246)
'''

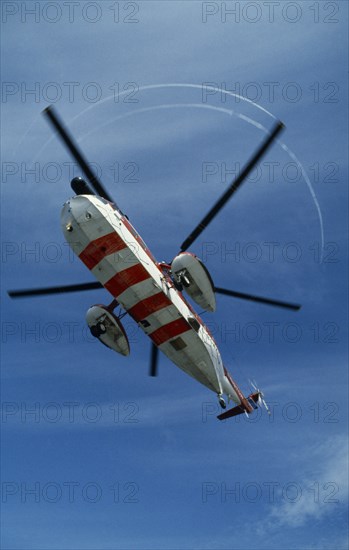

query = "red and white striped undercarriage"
(61, 194), (254, 412)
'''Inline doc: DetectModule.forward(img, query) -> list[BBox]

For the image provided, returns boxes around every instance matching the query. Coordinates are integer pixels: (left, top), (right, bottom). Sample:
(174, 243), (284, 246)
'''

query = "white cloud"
(258, 434), (348, 533)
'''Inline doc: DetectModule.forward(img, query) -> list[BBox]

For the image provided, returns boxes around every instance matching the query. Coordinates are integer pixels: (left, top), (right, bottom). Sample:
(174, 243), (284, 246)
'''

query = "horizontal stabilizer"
(217, 404), (246, 420)
(217, 392), (260, 421)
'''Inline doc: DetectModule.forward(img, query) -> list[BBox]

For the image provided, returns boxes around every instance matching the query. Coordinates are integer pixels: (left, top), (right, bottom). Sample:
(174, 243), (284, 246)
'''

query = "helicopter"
(8, 106), (301, 421)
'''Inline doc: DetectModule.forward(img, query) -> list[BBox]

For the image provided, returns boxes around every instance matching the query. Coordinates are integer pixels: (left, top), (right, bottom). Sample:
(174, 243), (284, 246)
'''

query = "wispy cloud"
(257, 434), (348, 533)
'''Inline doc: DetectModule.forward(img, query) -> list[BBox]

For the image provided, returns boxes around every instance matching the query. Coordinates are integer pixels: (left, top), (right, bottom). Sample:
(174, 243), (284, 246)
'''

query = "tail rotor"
(249, 379), (271, 416)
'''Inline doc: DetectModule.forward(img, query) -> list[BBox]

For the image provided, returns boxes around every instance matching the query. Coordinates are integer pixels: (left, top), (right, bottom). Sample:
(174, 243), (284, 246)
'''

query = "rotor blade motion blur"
(43, 105), (113, 202)
(8, 281), (103, 298)
(180, 121), (284, 252)
(214, 287), (301, 311)
(150, 344), (159, 376)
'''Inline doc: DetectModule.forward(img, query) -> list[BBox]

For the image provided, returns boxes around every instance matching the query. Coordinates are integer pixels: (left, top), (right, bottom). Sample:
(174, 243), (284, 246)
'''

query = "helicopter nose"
(60, 195), (104, 252)
(61, 194), (93, 226)
(61, 197), (96, 257)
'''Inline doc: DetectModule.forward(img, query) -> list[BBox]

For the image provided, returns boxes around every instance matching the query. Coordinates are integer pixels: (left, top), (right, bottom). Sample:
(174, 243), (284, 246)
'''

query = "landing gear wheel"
(218, 396), (226, 409)
(90, 322), (107, 338)
(180, 274), (191, 288)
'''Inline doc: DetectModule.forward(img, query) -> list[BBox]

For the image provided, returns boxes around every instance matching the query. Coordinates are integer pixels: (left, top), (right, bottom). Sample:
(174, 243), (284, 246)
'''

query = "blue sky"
(1, 1), (348, 549)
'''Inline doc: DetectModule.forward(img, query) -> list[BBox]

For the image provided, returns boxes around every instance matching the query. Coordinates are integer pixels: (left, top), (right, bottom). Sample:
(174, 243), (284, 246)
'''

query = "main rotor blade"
(43, 105), (114, 202)
(8, 281), (103, 298)
(180, 121), (284, 251)
(214, 287), (301, 311)
(150, 344), (159, 376)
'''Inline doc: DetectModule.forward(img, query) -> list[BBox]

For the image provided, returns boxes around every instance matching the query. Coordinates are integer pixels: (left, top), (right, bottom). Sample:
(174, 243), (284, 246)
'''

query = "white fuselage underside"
(61, 195), (240, 403)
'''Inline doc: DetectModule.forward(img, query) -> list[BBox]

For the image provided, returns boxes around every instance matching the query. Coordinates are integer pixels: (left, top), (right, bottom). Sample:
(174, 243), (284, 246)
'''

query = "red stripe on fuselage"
(149, 318), (191, 346)
(128, 292), (172, 322)
(79, 232), (126, 270)
(104, 263), (151, 297)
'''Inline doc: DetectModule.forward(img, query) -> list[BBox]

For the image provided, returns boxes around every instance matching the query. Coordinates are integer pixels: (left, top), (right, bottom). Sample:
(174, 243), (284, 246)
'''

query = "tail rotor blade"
(249, 378), (258, 392)
(261, 397), (271, 415)
(43, 105), (113, 202)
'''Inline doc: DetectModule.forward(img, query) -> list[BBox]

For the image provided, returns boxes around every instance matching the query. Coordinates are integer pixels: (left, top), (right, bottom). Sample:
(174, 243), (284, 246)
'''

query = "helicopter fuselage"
(61, 193), (246, 406)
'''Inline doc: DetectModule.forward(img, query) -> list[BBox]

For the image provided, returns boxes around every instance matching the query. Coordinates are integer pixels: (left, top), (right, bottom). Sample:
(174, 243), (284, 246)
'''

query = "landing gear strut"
(175, 270), (191, 289)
